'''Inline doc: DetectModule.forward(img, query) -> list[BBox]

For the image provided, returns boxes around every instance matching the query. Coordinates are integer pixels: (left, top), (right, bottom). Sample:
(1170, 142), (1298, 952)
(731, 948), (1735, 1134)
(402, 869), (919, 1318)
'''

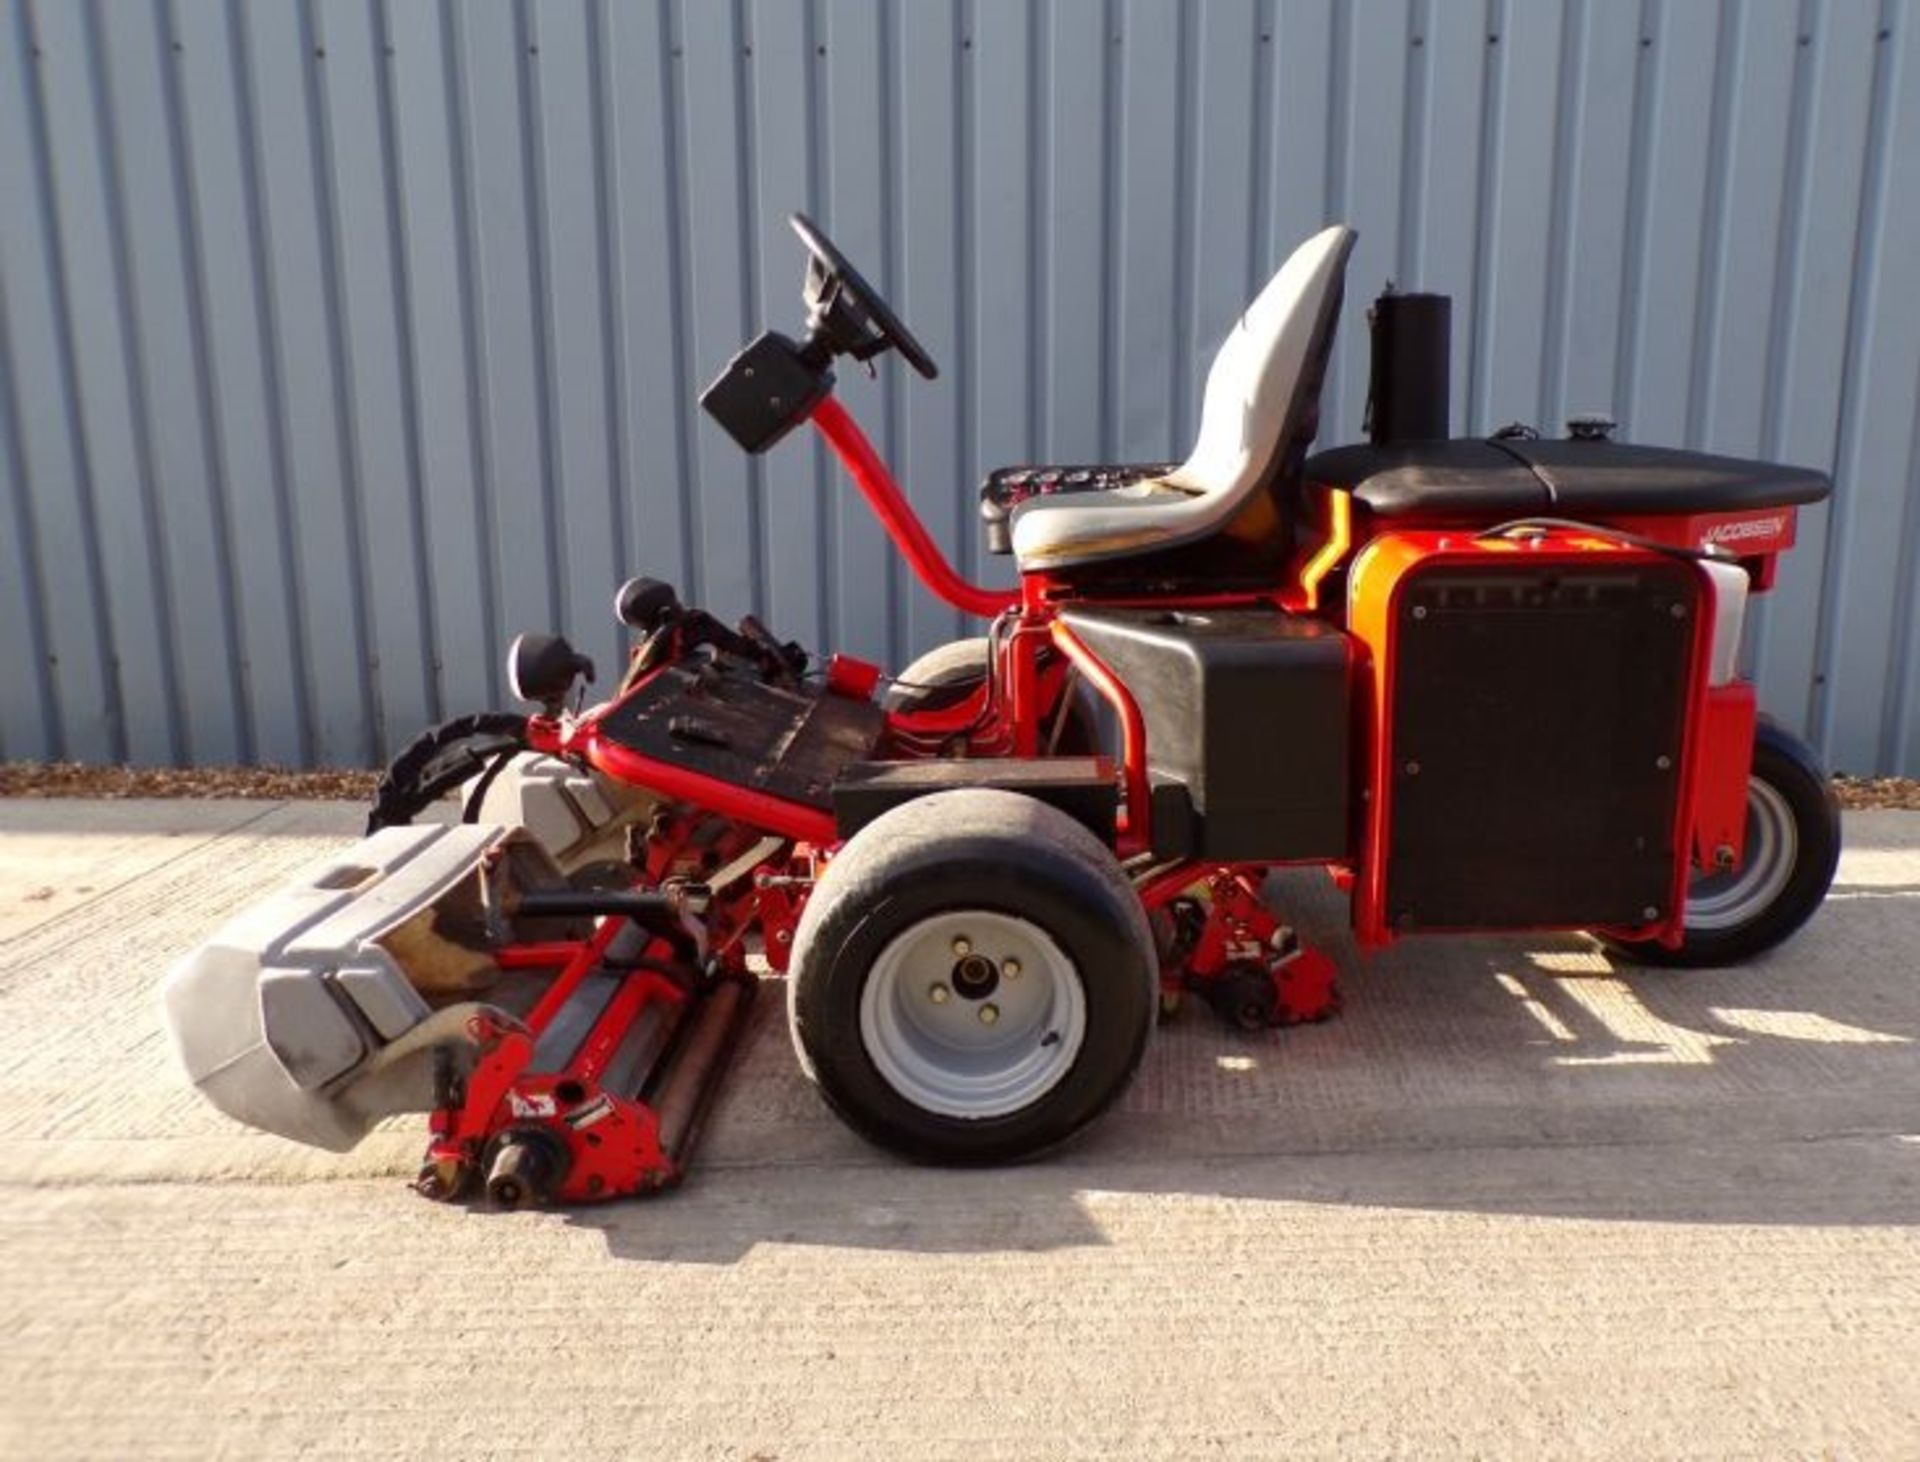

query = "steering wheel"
(789, 212), (939, 380)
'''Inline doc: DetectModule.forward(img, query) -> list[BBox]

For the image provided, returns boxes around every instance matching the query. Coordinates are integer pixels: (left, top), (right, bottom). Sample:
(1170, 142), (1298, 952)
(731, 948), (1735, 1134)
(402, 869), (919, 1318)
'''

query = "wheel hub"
(951, 952), (1000, 1000)
(1685, 777), (1799, 932)
(859, 910), (1087, 1120)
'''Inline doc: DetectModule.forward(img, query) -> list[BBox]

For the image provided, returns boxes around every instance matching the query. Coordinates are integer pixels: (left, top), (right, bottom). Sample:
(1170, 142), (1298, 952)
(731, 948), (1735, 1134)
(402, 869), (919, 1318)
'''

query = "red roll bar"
(809, 396), (1018, 621)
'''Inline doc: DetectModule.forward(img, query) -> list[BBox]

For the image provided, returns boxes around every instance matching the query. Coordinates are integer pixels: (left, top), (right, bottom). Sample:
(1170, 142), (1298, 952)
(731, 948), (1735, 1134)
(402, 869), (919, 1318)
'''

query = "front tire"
(1599, 720), (1840, 968)
(788, 789), (1156, 1165)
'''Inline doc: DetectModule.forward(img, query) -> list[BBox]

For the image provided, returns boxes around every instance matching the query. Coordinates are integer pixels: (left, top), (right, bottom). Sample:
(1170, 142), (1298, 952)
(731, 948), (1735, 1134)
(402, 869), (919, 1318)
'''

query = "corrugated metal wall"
(3, 0), (1918, 772)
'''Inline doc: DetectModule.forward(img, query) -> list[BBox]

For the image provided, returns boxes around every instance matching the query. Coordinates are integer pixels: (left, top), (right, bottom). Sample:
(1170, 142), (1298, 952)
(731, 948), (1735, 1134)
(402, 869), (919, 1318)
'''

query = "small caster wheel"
(480, 1128), (568, 1209)
(1157, 988), (1183, 1023)
(1203, 963), (1277, 1033)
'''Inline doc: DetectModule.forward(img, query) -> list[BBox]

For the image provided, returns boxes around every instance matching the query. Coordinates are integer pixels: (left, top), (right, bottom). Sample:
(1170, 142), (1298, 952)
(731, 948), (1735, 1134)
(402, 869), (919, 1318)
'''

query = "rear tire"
(1598, 721), (1840, 968)
(788, 789), (1156, 1165)
(882, 637), (1000, 714)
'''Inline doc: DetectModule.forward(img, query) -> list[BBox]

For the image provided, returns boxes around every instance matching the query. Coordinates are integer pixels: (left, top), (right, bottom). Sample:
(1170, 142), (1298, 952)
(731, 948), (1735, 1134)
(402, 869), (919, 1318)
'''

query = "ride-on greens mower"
(165, 217), (1841, 1206)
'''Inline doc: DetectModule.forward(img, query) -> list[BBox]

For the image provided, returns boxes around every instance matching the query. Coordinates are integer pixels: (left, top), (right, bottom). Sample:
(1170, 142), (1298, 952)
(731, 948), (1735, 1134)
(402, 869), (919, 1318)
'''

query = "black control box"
(700, 332), (833, 454)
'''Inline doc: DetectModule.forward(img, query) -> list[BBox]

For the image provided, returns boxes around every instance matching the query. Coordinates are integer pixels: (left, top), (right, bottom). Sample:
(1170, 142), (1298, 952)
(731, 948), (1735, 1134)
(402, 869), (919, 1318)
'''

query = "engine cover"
(1349, 532), (1709, 939)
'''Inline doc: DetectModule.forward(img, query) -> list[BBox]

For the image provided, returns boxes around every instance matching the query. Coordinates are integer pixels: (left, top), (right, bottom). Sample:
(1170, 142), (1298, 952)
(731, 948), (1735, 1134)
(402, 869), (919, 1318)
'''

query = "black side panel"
(597, 660), (885, 810)
(1384, 559), (1700, 930)
(833, 758), (1118, 843)
(1061, 608), (1352, 861)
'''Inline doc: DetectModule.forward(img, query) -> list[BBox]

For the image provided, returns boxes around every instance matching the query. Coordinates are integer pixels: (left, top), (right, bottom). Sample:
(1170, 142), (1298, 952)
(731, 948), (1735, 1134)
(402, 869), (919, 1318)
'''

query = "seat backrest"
(1168, 225), (1356, 504)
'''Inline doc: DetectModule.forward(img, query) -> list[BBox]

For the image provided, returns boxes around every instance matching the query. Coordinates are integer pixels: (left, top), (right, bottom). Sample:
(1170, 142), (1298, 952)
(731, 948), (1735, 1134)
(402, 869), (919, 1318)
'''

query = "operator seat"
(1010, 225), (1357, 573)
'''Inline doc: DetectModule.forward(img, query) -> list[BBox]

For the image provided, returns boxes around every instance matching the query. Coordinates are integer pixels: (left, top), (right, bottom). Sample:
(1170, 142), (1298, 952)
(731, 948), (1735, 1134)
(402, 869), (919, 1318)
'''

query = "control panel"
(978, 463), (1174, 554)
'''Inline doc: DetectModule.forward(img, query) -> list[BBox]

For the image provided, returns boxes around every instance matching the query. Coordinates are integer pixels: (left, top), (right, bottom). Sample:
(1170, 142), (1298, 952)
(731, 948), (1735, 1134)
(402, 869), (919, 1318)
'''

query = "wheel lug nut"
(929, 983), (951, 1004)
(978, 1003), (1000, 1026)
(951, 936), (972, 956)
(1002, 958), (1021, 979)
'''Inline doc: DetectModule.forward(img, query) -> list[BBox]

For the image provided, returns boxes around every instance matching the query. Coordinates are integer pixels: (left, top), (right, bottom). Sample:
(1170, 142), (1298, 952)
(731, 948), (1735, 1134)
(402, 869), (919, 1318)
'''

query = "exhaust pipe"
(1366, 289), (1452, 445)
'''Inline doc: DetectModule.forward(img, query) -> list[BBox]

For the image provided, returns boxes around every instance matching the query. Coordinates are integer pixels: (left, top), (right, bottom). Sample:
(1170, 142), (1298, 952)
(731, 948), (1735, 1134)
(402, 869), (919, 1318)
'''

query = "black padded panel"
(1308, 438), (1831, 517)
(1306, 440), (1547, 516)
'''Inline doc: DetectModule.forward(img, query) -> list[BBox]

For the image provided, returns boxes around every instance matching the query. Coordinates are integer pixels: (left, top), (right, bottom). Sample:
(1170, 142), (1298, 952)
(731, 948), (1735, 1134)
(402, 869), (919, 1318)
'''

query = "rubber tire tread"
(788, 788), (1156, 1165)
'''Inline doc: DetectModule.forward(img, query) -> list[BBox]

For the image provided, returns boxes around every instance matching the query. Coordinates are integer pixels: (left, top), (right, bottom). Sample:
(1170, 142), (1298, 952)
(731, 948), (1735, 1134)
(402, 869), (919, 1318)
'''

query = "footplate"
(593, 658), (887, 809)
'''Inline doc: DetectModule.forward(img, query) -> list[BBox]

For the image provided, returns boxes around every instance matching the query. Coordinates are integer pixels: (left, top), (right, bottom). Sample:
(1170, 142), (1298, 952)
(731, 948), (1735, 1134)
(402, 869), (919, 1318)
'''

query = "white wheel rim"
(859, 910), (1087, 1120)
(1685, 778), (1798, 932)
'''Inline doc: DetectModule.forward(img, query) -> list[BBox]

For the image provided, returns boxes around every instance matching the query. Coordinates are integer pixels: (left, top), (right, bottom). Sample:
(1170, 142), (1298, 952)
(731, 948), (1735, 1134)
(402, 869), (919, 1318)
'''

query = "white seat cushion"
(1011, 225), (1356, 571)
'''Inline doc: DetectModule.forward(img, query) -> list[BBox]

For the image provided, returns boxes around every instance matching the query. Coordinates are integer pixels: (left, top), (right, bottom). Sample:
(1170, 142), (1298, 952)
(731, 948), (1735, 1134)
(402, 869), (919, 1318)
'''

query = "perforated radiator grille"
(1383, 559), (1700, 931)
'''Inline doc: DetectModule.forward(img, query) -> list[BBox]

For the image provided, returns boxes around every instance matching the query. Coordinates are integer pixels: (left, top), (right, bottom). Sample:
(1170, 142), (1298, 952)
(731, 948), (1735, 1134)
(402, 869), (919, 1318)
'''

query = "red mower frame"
(527, 386), (1780, 973)
(170, 213), (1838, 1210)
(398, 377), (1799, 1202)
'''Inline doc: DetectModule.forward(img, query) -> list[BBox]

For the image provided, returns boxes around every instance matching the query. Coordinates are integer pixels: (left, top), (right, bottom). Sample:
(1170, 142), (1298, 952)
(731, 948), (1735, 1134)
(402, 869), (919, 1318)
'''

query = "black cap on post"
(1366, 290), (1452, 444)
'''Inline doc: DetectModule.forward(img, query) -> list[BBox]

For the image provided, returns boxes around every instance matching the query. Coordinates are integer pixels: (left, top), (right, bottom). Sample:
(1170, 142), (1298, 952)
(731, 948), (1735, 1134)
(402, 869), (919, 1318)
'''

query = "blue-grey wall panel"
(4, 0), (1918, 773)
(171, 0), (309, 767)
(242, 0), (376, 765)
(20, 0), (181, 765)
(2, 0), (100, 764)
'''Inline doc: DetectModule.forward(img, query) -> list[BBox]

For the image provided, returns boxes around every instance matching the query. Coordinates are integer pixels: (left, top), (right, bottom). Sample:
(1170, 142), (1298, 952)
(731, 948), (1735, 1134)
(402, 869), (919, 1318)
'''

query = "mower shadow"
(563, 867), (1920, 1265)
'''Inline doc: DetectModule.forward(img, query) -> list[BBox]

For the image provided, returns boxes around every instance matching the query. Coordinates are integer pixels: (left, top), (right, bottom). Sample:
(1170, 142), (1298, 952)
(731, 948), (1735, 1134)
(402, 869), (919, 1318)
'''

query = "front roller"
(787, 789), (1158, 1165)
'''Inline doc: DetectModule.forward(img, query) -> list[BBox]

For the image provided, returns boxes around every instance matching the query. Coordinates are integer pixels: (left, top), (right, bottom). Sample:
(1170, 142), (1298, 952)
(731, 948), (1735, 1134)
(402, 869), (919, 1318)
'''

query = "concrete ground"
(0, 799), (1915, 1460)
